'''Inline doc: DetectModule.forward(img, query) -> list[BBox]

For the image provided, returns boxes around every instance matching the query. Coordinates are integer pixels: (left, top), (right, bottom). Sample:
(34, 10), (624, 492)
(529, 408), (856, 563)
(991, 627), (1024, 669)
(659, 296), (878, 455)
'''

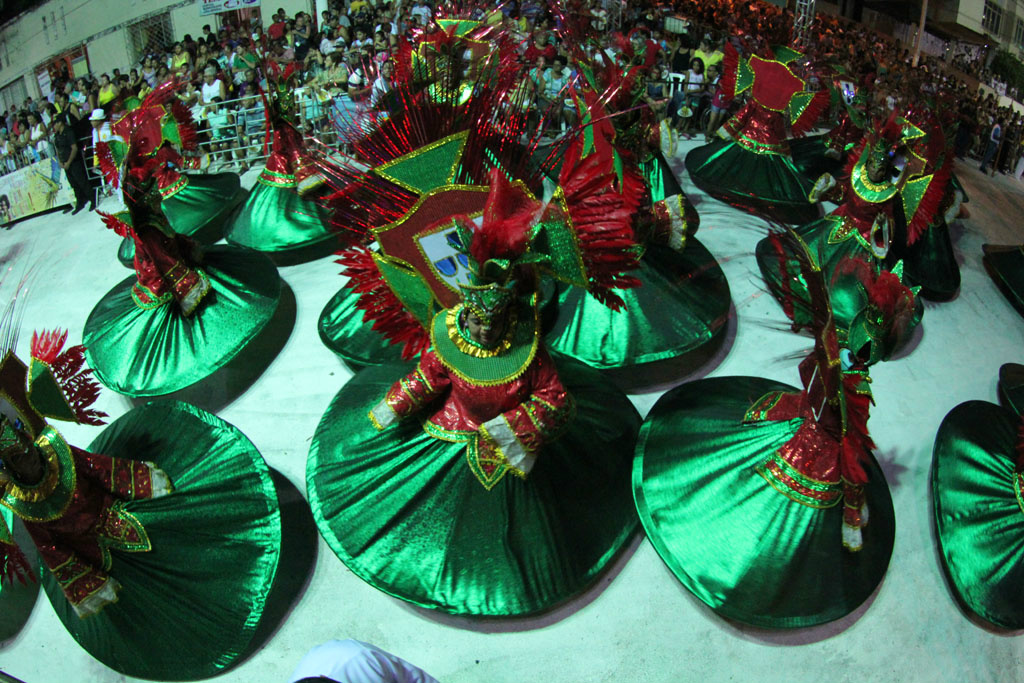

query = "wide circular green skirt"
(634, 376), (895, 628)
(983, 244), (1024, 318)
(117, 173), (248, 267)
(225, 180), (333, 254)
(932, 399), (1024, 629)
(84, 246), (281, 397)
(755, 218), (924, 354)
(896, 220), (960, 302)
(307, 356), (641, 617)
(789, 133), (842, 183)
(0, 506), (39, 643)
(685, 139), (820, 225)
(42, 401), (281, 680)
(317, 285), (402, 368)
(546, 242), (730, 369)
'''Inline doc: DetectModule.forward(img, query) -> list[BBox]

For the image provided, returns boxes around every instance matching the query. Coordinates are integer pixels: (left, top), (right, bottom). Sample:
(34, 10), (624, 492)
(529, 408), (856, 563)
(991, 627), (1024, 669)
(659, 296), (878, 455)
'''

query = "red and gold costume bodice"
(719, 45), (828, 155)
(370, 303), (574, 490)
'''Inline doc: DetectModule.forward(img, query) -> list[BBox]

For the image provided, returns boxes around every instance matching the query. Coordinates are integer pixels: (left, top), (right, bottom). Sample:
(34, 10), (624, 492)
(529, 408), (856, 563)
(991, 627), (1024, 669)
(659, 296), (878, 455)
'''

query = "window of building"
(1016, 17), (1024, 47)
(983, 0), (1003, 35)
(126, 12), (174, 65)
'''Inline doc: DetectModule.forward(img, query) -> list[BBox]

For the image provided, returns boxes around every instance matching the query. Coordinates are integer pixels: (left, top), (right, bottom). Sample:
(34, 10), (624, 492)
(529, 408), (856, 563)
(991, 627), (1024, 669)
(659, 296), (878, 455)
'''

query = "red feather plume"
(30, 329), (107, 426)
(97, 210), (131, 238)
(468, 170), (541, 270)
(839, 371), (875, 486)
(1, 542), (34, 587)
(336, 246), (430, 360)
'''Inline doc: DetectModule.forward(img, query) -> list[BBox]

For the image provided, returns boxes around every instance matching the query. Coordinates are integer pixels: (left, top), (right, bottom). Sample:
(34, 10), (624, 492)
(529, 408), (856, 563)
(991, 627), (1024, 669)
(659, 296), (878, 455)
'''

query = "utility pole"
(912, 0), (929, 67)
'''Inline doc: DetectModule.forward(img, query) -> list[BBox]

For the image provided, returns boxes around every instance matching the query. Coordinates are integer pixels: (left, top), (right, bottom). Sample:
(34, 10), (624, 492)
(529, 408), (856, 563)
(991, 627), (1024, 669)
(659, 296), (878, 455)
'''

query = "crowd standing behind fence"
(3, 0), (1024, 199)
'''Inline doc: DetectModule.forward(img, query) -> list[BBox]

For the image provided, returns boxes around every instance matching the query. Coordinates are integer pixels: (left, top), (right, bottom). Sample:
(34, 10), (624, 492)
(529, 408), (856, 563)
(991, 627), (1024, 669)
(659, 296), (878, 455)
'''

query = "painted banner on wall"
(0, 157), (75, 225)
(200, 0), (262, 16)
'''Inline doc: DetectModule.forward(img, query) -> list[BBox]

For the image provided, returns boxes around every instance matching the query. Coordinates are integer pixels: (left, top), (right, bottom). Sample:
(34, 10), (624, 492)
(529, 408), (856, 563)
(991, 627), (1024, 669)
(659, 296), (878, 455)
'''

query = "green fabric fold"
(546, 241), (730, 369)
(932, 399), (1024, 629)
(84, 246), (281, 397)
(306, 356), (640, 616)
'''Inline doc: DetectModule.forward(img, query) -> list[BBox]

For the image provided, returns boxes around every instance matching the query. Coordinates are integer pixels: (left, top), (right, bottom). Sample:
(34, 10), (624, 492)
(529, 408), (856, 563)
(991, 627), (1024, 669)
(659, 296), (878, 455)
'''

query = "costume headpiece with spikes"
(452, 171), (543, 324)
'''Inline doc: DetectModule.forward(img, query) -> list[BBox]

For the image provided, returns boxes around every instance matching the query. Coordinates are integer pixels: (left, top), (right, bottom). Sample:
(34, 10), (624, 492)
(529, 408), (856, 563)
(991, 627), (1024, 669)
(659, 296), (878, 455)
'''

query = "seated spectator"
(0, 131), (15, 174)
(96, 73), (120, 108)
(204, 97), (235, 165)
(233, 42), (259, 84)
(321, 27), (339, 56)
(200, 66), (227, 105)
(524, 28), (557, 64)
(169, 42), (192, 75)
(369, 59), (395, 109)
(410, 0), (432, 26)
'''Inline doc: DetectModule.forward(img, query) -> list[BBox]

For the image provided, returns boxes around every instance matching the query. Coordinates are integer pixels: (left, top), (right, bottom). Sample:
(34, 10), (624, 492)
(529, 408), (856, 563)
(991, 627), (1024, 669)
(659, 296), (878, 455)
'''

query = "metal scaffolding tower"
(793, 0), (816, 48)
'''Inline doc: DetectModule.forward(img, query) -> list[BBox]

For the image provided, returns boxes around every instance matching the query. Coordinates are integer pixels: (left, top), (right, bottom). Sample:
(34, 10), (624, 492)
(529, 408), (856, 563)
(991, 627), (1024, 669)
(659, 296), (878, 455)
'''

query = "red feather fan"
(30, 329), (107, 426)
(337, 246), (431, 359)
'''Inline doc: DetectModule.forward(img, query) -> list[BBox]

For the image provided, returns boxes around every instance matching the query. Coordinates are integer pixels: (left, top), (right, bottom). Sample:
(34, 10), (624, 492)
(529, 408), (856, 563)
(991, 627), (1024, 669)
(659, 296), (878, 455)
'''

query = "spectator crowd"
(4, 0), (1024, 189)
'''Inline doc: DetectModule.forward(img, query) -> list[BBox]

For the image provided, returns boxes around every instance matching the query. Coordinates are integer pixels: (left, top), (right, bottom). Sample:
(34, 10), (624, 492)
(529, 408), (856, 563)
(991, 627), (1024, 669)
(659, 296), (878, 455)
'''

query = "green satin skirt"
(788, 133), (842, 183)
(225, 180), (333, 254)
(317, 284), (402, 368)
(117, 173), (248, 267)
(755, 218), (924, 356)
(685, 139), (820, 225)
(546, 242), (730, 369)
(42, 401), (281, 680)
(84, 246), (281, 397)
(0, 506), (39, 643)
(307, 356), (641, 617)
(932, 399), (1024, 629)
(889, 200), (960, 302)
(634, 376), (894, 628)
(983, 244), (1024, 318)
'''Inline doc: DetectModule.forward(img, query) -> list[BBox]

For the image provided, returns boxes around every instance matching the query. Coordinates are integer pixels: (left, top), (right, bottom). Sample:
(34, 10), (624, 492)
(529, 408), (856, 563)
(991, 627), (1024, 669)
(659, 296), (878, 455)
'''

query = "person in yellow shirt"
(96, 73), (120, 107)
(694, 37), (723, 72)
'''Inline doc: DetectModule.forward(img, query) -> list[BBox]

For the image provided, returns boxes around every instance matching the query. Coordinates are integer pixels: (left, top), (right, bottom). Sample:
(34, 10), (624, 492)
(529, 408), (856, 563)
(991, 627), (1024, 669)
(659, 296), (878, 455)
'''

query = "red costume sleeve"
(75, 450), (171, 501)
(479, 348), (574, 475)
(370, 351), (451, 429)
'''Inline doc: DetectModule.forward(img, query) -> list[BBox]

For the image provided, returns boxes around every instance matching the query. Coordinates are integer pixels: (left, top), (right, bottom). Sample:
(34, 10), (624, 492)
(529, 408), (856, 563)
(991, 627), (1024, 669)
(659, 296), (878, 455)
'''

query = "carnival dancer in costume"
(882, 105), (963, 302)
(633, 231), (917, 627)
(85, 93), (281, 397)
(685, 42), (829, 224)
(224, 59), (332, 258)
(308, 149), (644, 616)
(789, 75), (868, 182)
(755, 111), (946, 354)
(983, 243), (1024, 318)
(542, 17), (731, 371)
(0, 326), (286, 679)
(932, 363), (1024, 628)
(317, 17), (573, 368)
(98, 82), (247, 267)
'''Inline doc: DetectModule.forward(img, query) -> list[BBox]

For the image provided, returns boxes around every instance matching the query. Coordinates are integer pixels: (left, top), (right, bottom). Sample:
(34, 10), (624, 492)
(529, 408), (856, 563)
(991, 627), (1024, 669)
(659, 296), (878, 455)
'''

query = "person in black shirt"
(51, 113), (94, 214)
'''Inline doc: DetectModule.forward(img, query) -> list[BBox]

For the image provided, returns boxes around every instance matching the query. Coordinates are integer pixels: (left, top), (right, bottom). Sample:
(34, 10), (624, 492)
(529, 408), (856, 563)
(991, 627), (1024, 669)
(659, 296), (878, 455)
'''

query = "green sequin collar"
(0, 425), (76, 523)
(430, 300), (538, 386)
